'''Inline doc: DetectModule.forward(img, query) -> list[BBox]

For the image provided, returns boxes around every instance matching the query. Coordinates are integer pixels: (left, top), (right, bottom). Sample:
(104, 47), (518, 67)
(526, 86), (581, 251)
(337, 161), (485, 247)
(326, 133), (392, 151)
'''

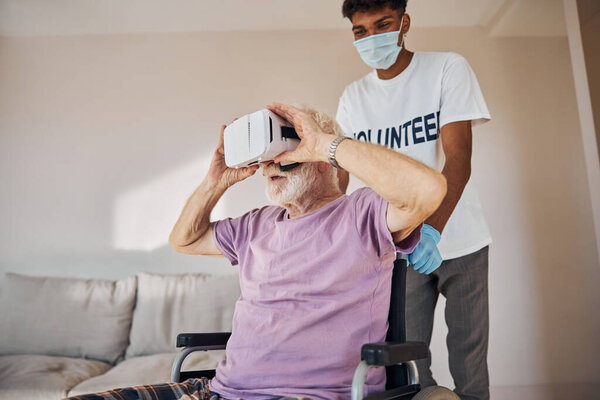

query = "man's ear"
(316, 162), (330, 174)
(401, 13), (411, 35)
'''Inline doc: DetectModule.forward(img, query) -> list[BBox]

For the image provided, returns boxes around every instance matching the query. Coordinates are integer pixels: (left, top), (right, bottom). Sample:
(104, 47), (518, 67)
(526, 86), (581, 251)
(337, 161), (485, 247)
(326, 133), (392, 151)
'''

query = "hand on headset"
(207, 124), (260, 189)
(267, 103), (333, 165)
(407, 224), (443, 275)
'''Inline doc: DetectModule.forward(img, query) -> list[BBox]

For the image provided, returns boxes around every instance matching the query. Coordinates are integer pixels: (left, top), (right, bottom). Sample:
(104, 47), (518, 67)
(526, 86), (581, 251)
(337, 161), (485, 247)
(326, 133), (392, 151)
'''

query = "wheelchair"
(170, 257), (458, 400)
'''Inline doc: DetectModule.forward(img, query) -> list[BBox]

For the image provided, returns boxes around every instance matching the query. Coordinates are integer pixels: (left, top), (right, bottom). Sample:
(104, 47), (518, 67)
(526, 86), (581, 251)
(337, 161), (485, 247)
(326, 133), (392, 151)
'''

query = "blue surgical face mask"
(353, 16), (405, 70)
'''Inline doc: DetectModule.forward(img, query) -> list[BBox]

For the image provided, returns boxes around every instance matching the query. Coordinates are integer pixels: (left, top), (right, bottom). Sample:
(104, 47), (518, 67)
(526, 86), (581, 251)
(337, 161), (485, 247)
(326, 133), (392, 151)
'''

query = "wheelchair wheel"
(412, 386), (460, 400)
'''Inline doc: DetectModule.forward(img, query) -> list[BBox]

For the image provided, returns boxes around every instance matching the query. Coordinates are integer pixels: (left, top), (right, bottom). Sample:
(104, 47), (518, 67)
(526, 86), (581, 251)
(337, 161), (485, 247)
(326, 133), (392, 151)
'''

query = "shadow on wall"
(481, 36), (600, 387)
(113, 153), (269, 252)
(0, 148), (273, 289)
(113, 155), (216, 252)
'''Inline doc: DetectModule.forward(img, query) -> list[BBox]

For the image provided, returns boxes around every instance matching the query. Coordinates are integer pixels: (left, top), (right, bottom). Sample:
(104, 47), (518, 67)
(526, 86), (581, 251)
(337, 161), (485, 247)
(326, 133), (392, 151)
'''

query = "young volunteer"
(336, 1), (492, 399)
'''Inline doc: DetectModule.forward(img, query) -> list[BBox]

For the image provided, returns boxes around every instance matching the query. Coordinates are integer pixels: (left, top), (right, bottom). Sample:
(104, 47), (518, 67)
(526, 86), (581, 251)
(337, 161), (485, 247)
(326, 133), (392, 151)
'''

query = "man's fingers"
(267, 106), (293, 123)
(412, 260), (426, 273)
(268, 102), (295, 115)
(230, 165), (259, 185)
(211, 125), (227, 158)
(241, 165), (260, 177)
(217, 125), (226, 148)
(274, 151), (293, 164)
(275, 149), (307, 164)
(415, 260), (429, 273)
(414, 254), (430, 273)
(409, 247), (425, 267)
(425, 253), (443, 274)
(268, 103), (299, 124)
(421, 258), (436, 274)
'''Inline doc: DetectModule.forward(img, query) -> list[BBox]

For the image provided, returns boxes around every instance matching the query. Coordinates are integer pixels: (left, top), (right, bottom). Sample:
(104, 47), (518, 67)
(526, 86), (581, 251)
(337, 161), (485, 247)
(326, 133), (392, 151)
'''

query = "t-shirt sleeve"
(336, 91), (354, 138)
(439, 53), (491, 128)
(212, 211), (255, 266)
(395, 223), (421, 254)
(351, 188), (421, 264)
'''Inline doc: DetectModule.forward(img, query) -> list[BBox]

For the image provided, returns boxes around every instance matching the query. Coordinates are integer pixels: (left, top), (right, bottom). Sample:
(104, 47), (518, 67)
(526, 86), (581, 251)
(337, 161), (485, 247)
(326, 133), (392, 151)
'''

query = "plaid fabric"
(64, 378), (222, 400)
(65, 378), (304, 400)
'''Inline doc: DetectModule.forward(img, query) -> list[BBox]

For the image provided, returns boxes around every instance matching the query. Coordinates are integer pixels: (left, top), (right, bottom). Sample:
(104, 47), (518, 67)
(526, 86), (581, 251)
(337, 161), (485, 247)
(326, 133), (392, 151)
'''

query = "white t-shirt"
(336, 51), (491, 260)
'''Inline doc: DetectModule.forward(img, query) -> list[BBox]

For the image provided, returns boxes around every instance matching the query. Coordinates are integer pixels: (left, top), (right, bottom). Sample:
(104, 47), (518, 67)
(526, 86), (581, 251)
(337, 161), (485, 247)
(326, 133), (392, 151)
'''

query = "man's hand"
(407, 224), (443, 274)
(169, 124), (258, 256)
(208, 124), (259, 189)
(266, 103), (333, 164)
(268, 102), (446, 243)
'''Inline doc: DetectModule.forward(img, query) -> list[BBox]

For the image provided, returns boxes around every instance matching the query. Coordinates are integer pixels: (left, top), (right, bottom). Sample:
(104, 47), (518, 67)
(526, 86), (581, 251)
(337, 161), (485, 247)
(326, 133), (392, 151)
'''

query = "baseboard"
(491, 382), (600, 400)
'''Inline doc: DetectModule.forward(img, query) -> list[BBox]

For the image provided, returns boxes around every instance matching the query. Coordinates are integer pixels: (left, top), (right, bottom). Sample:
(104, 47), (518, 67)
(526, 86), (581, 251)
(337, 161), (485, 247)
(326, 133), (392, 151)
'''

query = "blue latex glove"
(407, 224), (443, 274)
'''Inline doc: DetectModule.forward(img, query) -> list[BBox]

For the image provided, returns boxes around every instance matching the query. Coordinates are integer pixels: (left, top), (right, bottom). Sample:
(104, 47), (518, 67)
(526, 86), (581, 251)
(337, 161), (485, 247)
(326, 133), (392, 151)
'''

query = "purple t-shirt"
(209, 188), (420, 400)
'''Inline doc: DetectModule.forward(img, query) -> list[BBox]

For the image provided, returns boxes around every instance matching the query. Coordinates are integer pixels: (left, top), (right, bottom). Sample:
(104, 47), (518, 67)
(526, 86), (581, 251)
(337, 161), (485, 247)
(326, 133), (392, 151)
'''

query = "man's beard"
(265, 164), (318, 205)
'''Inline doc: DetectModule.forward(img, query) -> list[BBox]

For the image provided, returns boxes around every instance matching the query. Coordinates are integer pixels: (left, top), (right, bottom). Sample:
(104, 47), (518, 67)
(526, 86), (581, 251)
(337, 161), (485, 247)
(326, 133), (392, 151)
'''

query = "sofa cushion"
(126, 273), (239, 358)
(68, 351), (226, 396)
(0, 273), (137, 364)
(0, 354), (111, 400)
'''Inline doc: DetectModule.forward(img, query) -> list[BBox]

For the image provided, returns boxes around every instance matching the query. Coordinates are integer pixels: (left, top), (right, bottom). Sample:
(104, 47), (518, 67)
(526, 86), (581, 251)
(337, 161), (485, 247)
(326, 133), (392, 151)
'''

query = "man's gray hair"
(304, 108), (345, 138)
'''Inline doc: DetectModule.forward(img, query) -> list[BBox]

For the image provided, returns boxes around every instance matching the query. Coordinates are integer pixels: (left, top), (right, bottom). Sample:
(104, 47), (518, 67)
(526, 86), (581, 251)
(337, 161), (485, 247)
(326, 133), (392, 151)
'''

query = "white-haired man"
(67, 104), (446, 400)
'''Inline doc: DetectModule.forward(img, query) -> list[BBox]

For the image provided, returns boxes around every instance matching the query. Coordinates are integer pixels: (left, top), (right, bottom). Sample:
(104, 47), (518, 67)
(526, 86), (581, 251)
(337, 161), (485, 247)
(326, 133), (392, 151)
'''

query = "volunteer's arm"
(268, 103), (447, 243)
(169, 125), (259, 255)
(422, 120), (472, 233)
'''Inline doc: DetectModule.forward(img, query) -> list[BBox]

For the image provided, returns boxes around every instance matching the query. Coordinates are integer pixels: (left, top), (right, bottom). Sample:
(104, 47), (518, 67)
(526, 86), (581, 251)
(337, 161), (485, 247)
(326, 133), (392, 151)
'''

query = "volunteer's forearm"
(334, 138), (446, 216)
(425, 157), (470, 233)
(169, 179), (226, 248)
(426, 120), (473, 233)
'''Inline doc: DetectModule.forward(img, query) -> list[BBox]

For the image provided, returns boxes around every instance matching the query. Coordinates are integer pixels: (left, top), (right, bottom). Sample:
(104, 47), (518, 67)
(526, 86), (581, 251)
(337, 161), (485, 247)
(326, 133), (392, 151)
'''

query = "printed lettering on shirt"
(352, 111), (440, 150)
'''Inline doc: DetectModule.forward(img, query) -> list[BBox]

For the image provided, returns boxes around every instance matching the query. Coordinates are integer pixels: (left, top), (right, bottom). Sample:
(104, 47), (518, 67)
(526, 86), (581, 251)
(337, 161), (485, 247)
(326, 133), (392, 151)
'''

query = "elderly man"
(67, 104), (446, 400)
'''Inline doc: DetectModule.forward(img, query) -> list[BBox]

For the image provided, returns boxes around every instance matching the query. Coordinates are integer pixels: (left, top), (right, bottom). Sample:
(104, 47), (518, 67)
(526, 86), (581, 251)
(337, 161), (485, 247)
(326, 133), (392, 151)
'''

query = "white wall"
(1, 27), (599, 392)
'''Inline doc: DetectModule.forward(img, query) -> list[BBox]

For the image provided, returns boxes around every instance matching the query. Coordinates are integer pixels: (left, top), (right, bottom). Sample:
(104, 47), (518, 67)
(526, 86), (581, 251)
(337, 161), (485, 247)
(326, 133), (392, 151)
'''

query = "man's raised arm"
(169, 125), (259, 255)
(268, 103), (446, 243)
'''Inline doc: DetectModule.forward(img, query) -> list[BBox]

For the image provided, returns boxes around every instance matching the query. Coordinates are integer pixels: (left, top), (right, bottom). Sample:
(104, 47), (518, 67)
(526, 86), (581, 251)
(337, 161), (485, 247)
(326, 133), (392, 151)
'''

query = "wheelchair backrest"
(385, 257), (409, 389)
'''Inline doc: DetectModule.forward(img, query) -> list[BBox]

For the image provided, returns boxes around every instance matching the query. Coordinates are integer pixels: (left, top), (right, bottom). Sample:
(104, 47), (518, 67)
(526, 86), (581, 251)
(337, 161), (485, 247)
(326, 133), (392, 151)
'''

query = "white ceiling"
(0, 0), (566, 37)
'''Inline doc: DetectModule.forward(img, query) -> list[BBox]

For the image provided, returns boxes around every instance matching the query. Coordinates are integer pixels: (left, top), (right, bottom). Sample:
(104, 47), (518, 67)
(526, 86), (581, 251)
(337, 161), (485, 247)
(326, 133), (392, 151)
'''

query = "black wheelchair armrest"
(176, 332), (231, 349)
(171, 332), (231, 383)
(361, 341), (428, 367)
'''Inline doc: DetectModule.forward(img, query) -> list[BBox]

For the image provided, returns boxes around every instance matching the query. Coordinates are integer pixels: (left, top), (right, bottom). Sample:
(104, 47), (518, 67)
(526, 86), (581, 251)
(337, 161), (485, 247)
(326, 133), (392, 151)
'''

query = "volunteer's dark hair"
(342, 0), (407, 21)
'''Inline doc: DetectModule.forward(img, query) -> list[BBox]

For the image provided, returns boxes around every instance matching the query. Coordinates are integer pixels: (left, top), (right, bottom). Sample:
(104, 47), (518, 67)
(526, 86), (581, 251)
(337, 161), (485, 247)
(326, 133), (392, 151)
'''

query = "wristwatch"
(328, 136), (350, 169)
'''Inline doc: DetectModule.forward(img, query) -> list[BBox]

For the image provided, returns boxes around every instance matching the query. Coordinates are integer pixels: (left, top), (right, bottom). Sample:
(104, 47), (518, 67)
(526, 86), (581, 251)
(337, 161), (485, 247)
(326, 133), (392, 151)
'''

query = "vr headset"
(224, 109), (301, 171)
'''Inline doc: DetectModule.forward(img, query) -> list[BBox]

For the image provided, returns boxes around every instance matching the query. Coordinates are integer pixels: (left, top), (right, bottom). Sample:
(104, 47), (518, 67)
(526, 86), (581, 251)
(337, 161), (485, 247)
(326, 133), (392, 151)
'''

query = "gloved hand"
(407, 224), (443, 274)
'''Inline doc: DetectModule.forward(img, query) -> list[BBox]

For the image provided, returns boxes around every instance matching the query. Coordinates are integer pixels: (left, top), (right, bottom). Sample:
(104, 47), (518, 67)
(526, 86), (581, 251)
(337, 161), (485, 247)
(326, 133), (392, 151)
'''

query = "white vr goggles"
(224, 109), (301, 171)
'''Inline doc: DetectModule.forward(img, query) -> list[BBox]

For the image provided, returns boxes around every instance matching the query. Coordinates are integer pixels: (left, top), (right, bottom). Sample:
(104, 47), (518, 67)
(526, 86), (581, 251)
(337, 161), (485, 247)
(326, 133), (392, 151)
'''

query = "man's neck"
(283, 191), (343, 219)
(376, 48), (414, 80)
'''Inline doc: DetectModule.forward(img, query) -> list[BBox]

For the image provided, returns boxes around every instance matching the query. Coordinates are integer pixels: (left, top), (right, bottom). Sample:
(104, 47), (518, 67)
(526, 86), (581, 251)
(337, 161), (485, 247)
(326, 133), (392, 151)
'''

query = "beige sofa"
(0, 272), (240, 400)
